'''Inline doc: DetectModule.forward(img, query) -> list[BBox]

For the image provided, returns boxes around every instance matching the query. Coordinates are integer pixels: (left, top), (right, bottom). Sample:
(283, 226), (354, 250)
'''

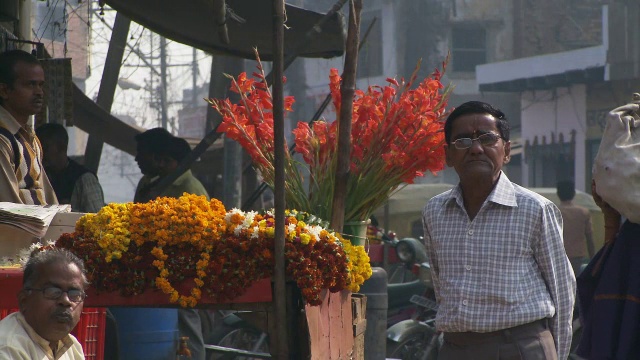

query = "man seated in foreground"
(0, 248), (88, 359)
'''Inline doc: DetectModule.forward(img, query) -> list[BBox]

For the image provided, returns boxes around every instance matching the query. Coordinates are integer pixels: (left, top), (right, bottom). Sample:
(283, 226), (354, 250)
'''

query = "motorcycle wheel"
(207, 323), (270, 360)
(386, 333), (438, 360)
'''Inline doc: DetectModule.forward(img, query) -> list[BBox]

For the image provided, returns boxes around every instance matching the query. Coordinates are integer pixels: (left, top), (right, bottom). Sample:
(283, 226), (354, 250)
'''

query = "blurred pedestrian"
(422, 101), (575, 359)
(556, 180), (594, 275)
(0, 49), (56, 205)
(36, 123), (105, 213)
(133, 127), (208, 203)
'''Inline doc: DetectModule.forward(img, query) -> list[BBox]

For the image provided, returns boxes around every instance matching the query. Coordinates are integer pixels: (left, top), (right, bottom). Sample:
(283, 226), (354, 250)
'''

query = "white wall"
(521, 84), (588, 190)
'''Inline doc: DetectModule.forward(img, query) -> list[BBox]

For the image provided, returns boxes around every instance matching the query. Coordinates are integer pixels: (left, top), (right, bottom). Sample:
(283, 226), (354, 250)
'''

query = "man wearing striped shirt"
(0, 50), (57, 205)
(423, 101), (575, 359)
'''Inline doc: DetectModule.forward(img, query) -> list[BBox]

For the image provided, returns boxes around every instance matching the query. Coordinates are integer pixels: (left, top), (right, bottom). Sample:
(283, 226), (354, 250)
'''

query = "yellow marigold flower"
(300, 233), (311, 245)
(170, 291), (180, 303)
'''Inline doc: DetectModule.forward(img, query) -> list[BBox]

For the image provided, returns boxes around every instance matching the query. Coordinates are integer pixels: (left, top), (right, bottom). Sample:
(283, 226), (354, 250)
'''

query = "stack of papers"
(0, 203), (72, 238)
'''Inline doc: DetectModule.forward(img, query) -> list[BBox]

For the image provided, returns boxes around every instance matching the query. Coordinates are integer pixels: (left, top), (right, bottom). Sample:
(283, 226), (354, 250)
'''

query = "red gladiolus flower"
(209, 51), (452, 222)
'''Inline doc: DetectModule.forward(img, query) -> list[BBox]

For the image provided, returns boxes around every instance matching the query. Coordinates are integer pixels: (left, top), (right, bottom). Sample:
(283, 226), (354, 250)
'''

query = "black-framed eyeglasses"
(451, 133), (502, 150)
(26, 287), (86, 303)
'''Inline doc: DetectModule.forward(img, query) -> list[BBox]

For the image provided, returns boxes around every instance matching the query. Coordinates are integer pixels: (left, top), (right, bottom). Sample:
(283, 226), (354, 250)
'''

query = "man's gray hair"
(22, 248), (89, 288)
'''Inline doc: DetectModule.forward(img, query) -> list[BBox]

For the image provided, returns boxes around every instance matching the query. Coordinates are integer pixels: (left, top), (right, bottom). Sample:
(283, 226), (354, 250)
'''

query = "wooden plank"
(304, 290), (354, 359)
(351, 293), (366, 360)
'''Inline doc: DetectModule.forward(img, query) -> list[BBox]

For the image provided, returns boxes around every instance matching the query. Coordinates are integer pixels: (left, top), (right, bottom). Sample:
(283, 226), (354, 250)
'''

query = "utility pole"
(192, 48), (198, 107)
(159, 36), (169, 128)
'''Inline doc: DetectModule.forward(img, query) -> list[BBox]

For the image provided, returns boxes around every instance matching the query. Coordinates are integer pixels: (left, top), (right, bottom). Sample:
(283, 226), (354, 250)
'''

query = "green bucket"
(342, 220), (370, 246)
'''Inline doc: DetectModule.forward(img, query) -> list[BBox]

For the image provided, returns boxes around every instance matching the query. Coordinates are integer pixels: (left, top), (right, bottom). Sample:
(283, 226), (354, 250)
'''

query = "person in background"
(0, 248), (88, 359)
(0, 49), (56, 205)
(422, 101), (575, 359)
(556, 180), (594, 275)
(133, 127), (209, 360)
(134, 127), (208, 203)
(36, 123), (105, 213)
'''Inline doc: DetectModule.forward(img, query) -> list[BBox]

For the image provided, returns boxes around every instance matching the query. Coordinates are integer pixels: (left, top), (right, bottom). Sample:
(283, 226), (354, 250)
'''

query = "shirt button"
(465, 265), (471, 271)
(468, 229), (474, 235)
(463, 300), (468, 306)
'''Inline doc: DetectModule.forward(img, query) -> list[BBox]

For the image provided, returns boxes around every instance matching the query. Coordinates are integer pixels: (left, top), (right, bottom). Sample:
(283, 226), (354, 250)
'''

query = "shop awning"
(103, 0), (346, 60)
(476, 45), (607, 92)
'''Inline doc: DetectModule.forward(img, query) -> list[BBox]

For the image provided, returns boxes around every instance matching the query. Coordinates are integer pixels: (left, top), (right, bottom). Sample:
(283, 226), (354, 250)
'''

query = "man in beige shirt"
(0, 248), (87, 359)
(0, 49), (57, 205)
(557, 180), (595, 275)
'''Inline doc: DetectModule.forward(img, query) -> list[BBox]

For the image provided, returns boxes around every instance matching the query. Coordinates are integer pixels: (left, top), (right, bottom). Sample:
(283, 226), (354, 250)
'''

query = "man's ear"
(503, 140), (511, 164)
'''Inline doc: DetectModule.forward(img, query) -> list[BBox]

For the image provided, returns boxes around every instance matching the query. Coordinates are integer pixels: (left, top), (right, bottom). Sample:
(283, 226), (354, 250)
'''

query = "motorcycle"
(203, 310), (271, 360)
(384, 237), (431, 327)
(386, 261), (441, 360)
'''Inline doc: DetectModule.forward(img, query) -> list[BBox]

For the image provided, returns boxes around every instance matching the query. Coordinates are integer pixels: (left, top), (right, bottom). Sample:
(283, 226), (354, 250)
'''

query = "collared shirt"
(134, 169), (209, 203)
(0, 312), (84, 360)
(558, 201), (594, 258)
(0, 106), (57, 205)
(70, 173), (105, 213)
(422, 172), (576, 360)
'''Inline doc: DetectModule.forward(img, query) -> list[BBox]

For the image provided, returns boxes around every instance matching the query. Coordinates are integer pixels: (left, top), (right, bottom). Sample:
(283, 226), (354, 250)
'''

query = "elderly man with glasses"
(0, 248), (88, 359)
(422, 101), (575, 360)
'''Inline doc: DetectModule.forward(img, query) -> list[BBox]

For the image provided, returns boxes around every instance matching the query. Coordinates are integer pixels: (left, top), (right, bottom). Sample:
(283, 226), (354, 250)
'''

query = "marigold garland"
(56, 194), (372, 307)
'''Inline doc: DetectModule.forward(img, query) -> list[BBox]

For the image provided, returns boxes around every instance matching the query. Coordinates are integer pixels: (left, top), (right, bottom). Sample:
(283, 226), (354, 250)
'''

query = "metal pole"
(272, 0), (288, 358)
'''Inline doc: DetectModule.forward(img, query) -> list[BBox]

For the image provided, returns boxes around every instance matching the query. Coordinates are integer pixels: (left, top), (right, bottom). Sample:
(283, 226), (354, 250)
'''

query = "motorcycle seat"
(387, 279), (427, 310)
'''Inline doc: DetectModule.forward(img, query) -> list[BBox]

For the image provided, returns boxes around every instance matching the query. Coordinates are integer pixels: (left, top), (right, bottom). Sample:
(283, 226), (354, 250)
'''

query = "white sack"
(593, 94), (640, 223)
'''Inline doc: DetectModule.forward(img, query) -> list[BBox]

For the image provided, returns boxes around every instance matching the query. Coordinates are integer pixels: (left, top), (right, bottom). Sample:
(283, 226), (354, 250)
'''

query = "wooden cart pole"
(272, 0), (288, 358)
(84, 13), (131, 173)
(330, 0), (362, 231)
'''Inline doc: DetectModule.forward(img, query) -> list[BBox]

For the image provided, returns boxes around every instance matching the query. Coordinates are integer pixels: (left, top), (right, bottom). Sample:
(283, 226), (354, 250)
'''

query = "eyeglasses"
(451, 133), (502, 150)
(26, 287), (86, 303)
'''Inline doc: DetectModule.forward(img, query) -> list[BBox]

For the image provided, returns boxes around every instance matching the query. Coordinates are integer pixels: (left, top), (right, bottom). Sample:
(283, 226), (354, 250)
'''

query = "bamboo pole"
(330, 0), (362, 232)
(272, 0), (288, 358)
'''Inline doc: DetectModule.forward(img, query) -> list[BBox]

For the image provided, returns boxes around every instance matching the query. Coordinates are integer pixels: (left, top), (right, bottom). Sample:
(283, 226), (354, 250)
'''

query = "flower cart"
(0, 267), (356, 359)
(0, 196), (370, 359)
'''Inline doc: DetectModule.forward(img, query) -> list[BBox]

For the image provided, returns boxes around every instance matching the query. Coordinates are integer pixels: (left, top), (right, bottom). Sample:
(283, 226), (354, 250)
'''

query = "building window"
(451, 26), (486, 72)
(357, 10), (383, 78)
(525, 133), (576, 187)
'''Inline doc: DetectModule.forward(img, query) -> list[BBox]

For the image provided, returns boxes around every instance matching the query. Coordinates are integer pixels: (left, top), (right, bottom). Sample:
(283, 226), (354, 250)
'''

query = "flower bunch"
(339, 236), (373, 292)
(0, 241), (57, 268)
(55, 194), (371, 306)
(206, 52), (308, 210)
(208, 54), (451, 222)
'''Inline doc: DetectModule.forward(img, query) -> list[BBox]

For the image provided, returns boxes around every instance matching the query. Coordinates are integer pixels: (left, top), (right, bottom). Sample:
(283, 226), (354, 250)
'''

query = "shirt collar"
(0, 105), (22, 135)
(447, 171), (518, 208)
(15, 311), (75, 359)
